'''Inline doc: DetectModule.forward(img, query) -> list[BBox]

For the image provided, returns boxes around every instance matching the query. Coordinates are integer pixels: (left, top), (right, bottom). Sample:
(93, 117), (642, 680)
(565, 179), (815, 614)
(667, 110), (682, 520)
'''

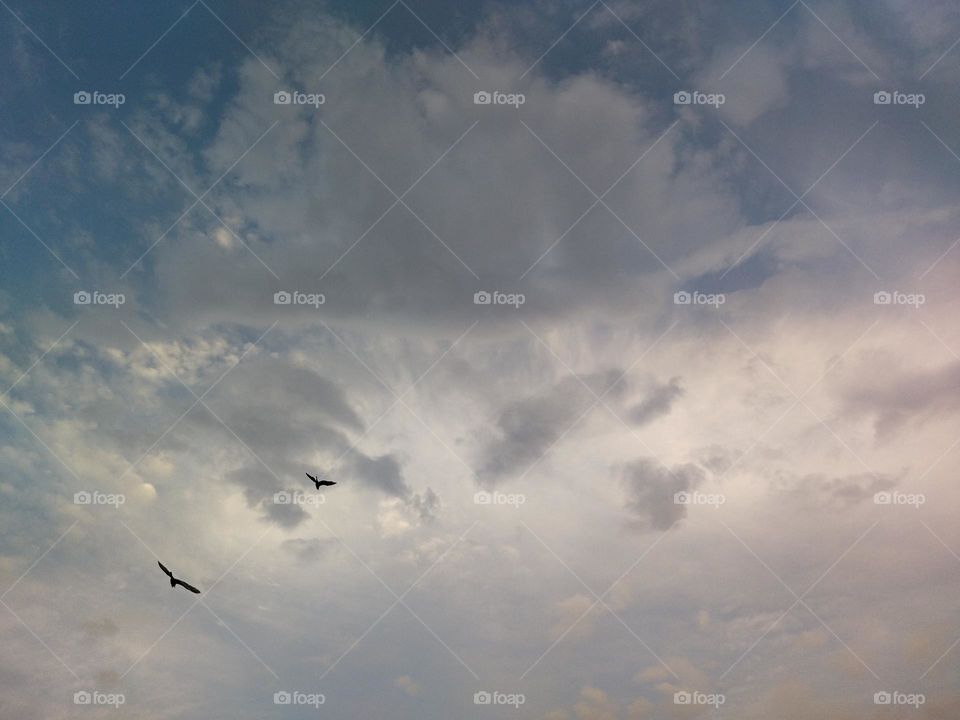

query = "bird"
(306, 472), (337, 489)
(157, 561), (201, 594)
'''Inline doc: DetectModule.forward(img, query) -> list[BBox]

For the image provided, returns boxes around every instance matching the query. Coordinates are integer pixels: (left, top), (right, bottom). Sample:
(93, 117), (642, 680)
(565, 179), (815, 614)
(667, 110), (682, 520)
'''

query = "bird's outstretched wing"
(318, 480), (337, 486)
(158, 561), (173, 578)
(306, 472), (317, 482)
(174, 579), (201, 594)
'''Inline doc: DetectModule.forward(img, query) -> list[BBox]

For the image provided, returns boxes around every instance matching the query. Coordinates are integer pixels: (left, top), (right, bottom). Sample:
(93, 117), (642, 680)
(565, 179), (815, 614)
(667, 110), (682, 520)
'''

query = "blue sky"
(2, 1), (960, 718)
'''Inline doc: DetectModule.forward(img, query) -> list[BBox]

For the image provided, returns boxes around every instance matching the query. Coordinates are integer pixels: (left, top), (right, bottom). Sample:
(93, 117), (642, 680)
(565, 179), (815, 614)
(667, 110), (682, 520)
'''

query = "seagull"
(306, 472), (336, 489)
(157, 561), (201, 594)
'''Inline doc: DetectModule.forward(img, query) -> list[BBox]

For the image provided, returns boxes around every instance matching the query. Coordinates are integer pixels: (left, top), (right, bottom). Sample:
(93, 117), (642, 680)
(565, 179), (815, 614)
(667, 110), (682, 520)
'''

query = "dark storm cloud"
(619, 458), (706, 532)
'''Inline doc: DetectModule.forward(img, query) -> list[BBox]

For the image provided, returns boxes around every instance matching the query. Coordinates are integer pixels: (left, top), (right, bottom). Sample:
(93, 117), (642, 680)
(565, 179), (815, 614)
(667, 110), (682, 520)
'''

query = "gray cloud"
(775, 471), (899, 508)
(841, 359), (960, 437)
(628, 376), (684, 426)
(619, 458), (706, 531)
(408, 487), (441, 524)
(477, 369), (624, 487)
(261, 495), (310, 528)
(79, 617), (119, 640)
(348, 452), (410, 498)
(3, 0), (960, 717)
(348, 452), (441, 524)
(281, 536), (337, 563)
(201, 357), (435, 527)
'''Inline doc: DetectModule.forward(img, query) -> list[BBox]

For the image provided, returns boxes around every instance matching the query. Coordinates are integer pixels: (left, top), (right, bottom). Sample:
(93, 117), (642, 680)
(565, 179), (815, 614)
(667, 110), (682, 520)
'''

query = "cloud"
(124, 10), (751, 336)
(348, 452), (410, 498)
(776, 471), (898, 507)
(544, 686), (625, 720)
(393, 675), (420, 696)
(260, 494), (310, 528)
(619, 459), (706, 532)
(841, 359), (960, 437)
(477, 370), (624, 486)
(711, 43), (792, 125)
(3, 0), (960, 718)
(408, 487), (441, 524)
(79, 617), (119, 639)
(549, 593), (596, 641)
(628, 377), (684, 426)
(281, 537), (336, 562)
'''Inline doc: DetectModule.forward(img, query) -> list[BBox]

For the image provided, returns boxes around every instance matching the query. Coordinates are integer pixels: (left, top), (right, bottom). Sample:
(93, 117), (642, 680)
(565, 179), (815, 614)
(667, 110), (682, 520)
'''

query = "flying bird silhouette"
(306, 472), (336, 489)
(158, 561), (201, 594)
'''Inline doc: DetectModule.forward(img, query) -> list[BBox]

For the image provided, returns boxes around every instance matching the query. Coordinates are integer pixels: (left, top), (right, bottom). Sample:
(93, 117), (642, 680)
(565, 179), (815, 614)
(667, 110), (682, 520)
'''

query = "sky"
(1, 0), (959, 718)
